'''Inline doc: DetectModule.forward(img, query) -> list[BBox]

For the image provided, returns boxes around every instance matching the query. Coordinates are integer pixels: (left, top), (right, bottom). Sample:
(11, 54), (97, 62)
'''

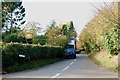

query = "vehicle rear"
(65, 45), (76, 59)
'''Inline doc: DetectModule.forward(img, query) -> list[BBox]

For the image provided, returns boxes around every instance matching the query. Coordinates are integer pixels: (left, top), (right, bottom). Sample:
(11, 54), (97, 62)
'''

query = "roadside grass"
(89, 50), (119, 72)
(4, 58), (64, 73)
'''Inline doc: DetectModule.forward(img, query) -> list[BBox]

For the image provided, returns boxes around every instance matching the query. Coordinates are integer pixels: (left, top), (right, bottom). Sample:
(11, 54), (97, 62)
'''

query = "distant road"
(2, 53), (118, 78)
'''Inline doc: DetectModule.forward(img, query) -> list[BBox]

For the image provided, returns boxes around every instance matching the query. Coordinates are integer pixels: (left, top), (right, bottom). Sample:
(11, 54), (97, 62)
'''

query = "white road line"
(52, 73), (61, 78)
(0, 76), (2, 80)
(52, 58), (77, 78)
(74, 59), (76, 62)
(70, 62), (74, 65)
(62, 66), (69, 71)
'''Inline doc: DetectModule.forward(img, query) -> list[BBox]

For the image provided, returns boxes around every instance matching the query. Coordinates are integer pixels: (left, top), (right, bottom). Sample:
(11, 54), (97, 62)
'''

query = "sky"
(22, 0), (113, 36)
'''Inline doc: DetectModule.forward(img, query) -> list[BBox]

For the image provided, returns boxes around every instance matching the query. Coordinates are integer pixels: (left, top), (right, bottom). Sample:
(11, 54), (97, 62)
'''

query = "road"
(2, 53), (118, 78)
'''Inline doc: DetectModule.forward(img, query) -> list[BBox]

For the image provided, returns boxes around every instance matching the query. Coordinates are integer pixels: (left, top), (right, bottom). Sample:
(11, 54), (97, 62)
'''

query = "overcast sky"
(22, 1), (112, 36)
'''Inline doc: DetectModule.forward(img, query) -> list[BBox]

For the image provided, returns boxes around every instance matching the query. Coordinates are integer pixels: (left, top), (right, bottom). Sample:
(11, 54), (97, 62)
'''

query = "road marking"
(74, 59), (76, 62)
(62, 66), (69, 71)
(62, 59), (76, 71)
(70, 62), (74, 65)
(52, 73), (61, 78)
(52, 58), (77, 78)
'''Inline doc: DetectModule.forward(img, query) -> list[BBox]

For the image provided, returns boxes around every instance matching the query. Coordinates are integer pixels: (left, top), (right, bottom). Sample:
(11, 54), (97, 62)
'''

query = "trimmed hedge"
(2, 43), (65, 69)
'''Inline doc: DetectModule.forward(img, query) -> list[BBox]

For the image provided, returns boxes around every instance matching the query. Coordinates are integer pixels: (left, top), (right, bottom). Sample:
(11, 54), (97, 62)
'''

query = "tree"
(22, 22), (42, 37)
(22, 22), (42, 44)
(0, 2), (2, 27)
(46, 23), (69, 46)
(62, 24), (68, 36)
(47, 20), (56, 29)
(79, 2), (119, 55)
(2, 0), (26, 33)
(46, 21), (77, 47)
(69, 21), (74, 30)
(62, 21), (77, 40)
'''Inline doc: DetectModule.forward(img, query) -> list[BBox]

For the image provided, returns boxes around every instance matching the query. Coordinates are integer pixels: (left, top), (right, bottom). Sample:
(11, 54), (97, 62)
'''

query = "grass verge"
(3, 58), (64, 73)
(88, 50), (119, 72)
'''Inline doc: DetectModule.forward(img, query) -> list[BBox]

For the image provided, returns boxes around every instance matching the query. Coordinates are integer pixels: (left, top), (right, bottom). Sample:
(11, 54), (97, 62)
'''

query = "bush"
(18, 35), (26, 43)
(81, 33), (100, 54)
(4, 34), (18, 43)
(103, 27), (119, 55)
(4, 34), (26, 43)
(32, 35), (48, 45)
(37, 35), (48, 45)
(26, 38), (33, 44)
(2, 43), (65, 70)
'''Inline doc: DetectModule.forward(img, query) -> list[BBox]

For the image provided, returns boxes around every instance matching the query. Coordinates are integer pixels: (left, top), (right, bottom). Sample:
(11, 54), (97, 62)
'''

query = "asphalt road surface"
(2, 53), (118, 78)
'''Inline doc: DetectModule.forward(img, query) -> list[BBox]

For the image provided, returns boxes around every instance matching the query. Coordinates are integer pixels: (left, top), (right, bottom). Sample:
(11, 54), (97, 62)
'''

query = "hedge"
(2, 43), (65, 69)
